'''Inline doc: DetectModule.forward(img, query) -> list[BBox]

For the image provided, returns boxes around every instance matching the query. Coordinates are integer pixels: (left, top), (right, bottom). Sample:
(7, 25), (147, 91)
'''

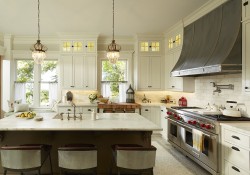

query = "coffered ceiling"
(0, 0), (209, 37)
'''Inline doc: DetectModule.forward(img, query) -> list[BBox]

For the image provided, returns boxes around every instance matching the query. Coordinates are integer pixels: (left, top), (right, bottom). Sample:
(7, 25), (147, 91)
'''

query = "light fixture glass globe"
(32, 51), (46, 64)
(107, 51), (120, 64)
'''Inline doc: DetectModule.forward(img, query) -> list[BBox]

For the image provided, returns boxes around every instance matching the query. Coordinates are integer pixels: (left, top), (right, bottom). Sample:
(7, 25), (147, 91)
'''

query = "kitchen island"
(0, 113), (161, 175)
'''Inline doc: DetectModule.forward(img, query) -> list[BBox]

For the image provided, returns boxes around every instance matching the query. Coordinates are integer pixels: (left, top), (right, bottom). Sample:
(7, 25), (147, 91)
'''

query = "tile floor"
(152, 136), (211, 175)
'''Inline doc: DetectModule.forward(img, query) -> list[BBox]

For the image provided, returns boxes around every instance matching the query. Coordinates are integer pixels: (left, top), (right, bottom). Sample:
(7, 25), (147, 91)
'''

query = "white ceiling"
(0, 0), (209, 37)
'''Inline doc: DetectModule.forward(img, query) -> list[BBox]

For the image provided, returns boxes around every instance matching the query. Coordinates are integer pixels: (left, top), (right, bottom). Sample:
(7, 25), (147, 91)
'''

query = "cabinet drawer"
(225, 160), (249, 175)
(58, 107), (82, 114)
(82, 107), (97, 114)
(225, 142), (250, 171)
(224, 128), (250, 149)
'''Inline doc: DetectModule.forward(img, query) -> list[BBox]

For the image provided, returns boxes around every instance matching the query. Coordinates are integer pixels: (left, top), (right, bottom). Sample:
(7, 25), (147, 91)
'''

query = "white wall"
(2, 60), (10, 112)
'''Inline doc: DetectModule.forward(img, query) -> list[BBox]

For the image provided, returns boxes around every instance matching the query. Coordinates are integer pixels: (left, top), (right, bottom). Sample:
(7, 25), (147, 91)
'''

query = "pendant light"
(107, 0), (121, 64)
(30, 0), (47, 64)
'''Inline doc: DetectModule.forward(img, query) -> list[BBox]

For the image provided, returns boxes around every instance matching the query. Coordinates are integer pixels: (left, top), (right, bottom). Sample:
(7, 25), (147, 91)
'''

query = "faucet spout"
(71, 102), (76, 119)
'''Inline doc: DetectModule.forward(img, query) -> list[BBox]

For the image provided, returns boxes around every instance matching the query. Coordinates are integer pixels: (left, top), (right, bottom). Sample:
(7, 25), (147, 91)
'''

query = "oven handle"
(168, 118), (217, 138)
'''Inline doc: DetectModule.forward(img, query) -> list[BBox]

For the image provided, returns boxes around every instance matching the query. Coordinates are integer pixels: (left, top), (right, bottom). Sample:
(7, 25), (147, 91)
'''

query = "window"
(101, 60), (128, 102)
(15, 60), (58, 107)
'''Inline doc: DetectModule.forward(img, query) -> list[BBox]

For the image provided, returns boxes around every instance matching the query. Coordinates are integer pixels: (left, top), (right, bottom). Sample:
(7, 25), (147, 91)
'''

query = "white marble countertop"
(0, 113), (162, 131)
(58, 102), (98, 107)
(220, 122), (250, 135)
(138, 102), (177, 107)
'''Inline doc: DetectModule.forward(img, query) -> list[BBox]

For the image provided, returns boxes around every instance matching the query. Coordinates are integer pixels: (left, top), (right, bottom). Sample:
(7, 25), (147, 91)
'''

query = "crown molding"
(135, 34), (164, 40)
(0, 46), (5, 56)
(164, 21), (183, 37)
(13, 36), (59, 45)
(57, 32), (99, 39)
(12, 50), (60, 59)
(98, 36), (135, 45)
(183, 0), (228, 27)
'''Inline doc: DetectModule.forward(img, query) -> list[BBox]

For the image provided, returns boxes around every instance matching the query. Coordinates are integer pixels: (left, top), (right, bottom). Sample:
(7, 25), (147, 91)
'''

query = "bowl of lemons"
(16, 111), (36, 119)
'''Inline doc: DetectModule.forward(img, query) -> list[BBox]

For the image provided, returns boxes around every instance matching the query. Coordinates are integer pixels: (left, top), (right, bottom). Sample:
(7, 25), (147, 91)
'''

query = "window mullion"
(33, 64), (40, 107)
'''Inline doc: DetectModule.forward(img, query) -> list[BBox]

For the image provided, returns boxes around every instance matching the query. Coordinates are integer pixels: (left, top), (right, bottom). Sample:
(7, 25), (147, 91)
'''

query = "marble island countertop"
(0, 113), (162, 131)
(57, 102), (98, 107)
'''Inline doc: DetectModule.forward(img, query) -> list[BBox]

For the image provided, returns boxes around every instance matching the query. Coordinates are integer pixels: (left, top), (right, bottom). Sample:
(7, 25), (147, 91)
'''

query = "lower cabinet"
(221, 125), (250, 175)
(141, 106), (161, 134)
(57, 106), (97, 114)
(160, 106), (168, 140)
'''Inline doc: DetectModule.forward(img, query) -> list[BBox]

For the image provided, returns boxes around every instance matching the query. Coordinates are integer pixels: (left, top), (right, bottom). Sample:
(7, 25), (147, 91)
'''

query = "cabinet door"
(243, 20), (250, 92)
(150, 56), (161, 89)
(160, 106), (168, 140)
(84, 40), (96, 53)
(61, 55), (74, 88)
(83, 56), (97, 90)
(140, 107), (151, 121)
(139, 56), (150, 89)
(242, 0), (250, 21)
(73, 55), (84, 88)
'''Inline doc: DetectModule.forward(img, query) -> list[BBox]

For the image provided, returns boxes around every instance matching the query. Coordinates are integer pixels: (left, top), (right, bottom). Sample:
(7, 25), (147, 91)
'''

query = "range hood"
(171, 0), (242, 77)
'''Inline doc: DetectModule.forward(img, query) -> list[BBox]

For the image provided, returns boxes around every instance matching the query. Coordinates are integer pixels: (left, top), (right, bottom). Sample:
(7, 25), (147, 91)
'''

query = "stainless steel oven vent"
(171, 0), (242, 77)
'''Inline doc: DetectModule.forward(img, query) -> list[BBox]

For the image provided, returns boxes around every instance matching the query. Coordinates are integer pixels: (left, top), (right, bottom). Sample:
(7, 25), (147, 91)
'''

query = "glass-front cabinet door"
(62, 41), (83, 53)
(139, 41), (161, 53)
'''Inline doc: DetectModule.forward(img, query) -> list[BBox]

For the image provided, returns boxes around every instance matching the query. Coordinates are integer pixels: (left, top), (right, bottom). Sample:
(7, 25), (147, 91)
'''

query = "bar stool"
(0, 144), (53, 175)
(110, 144), (157, 175)
(58, 144), (97, 175)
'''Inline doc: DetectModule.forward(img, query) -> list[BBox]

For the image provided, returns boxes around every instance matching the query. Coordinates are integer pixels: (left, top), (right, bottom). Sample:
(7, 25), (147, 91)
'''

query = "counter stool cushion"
(58, 144), (97, 170)
(110, 144), (156, 175)
(0, 144), (53, 175)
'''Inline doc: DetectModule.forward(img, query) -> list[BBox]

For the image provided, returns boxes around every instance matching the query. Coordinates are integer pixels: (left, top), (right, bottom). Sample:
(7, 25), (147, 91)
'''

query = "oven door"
(179, 123), (218, 172)
(168, 118), (181, 147)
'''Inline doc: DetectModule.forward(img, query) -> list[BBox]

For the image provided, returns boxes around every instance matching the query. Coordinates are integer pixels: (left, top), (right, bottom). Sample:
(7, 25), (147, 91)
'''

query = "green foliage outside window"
(102, 61), (126, 97)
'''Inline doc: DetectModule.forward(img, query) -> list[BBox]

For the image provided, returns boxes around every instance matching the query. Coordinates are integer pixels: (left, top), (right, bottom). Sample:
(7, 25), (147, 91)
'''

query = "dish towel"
(192, 128), (204, 152)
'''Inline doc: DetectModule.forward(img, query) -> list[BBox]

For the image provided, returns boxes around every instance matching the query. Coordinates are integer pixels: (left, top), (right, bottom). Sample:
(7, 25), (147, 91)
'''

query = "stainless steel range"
(166, 106), (250, 175)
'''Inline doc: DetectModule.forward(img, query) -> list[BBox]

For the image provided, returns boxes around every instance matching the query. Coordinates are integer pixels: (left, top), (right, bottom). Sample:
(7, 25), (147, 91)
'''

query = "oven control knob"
(167, 111), (172, 115)
(205, 124), (211, 129)
(177, 116), (181, 120)
(174, 114), (178, 118)
(188, 120), (192, 124)
(192, 121), (197, 125)
(200, 123), (205, 128)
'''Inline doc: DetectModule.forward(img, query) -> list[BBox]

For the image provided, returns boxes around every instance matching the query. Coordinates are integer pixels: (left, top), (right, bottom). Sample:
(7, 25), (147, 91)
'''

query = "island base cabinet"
(0, 131), (153, 175)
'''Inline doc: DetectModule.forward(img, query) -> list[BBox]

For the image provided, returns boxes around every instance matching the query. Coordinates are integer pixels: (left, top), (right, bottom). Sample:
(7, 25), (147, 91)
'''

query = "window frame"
(14, 58), (59, 108)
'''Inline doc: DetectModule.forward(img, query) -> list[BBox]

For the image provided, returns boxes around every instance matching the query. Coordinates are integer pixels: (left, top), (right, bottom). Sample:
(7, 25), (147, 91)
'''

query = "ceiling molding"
(135, 34), (164, 40)
(57, 32), (99, 39)
(0, 46), (5, 56)
(12, 50), (60, 59)
(13, 36), (60, 45)
(183, 0), (228, 27)
(164, 21), (183, 37)
(98, 36), (135, 45)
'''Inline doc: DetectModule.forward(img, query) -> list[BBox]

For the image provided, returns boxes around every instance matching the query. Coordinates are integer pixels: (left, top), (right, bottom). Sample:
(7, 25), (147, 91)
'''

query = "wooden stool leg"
(3, 169), (7, 175)
(48, 152), (53, 175)
(37, 169), (41, 175)
(151, 168), (154, 175)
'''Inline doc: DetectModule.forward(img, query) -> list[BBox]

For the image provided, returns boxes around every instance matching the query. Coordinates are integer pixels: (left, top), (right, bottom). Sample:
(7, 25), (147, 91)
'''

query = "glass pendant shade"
(31, 39), (47, 64)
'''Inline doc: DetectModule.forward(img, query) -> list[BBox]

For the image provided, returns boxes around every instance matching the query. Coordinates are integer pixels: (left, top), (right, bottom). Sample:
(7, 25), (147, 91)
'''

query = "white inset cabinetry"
(141, 106), (161, 134)
(242, 19), (250, 93)
(242, 0), (250, 21)
(60, 55), (97, 90)
(221, 125), (250, 175)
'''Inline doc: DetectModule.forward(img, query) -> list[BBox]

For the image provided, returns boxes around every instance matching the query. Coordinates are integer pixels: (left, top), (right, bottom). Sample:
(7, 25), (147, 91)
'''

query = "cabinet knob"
(85, 45), (88, 48)
(161, 110), (163, 112)
(243, 1), (248, 6)
(245, 87), (249, 89)
(71, 45), (74, 48)
(149, 46), (152, 48)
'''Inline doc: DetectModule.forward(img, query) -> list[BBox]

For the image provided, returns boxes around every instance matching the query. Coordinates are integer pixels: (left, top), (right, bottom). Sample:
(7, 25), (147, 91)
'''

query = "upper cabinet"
(242, 19), (250, 93)
(139, 41), (161, 54)
(61, 40), (96, 54)
(135, 35), (164, 91)
(164, 24), (194, 92)
(242, 0), (250, 21)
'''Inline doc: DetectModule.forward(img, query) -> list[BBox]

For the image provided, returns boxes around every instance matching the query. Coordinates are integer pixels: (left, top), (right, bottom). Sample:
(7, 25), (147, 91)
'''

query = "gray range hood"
(171, 0), (242, 77)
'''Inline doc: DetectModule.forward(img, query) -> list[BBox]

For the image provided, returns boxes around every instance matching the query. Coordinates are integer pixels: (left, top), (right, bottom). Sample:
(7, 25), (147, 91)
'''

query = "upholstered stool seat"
(0, 144), (53, 175)
(58, 144), (97, 175)
(110, 144), (156, 175)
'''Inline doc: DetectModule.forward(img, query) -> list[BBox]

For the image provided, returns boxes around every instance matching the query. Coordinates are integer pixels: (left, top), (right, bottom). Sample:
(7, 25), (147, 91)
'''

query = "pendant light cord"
(38, 0), (40, 41)
(112, 0), (114, 41)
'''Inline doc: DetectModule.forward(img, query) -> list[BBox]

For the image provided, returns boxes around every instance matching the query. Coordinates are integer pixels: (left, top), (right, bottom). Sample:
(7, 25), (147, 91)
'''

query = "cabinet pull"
(161, 110), (163, 112)
(88, 109), (91, 111)
(148, 86), (152, 88)
(245, 87), (249, 89)
(145, 109), (149, 111)
(86, 86), (88, 87)
(231, 146), (240, 151)
(231, 135), (240, 140)
(70, 85), (74, 88)
(171, 86), (175, 88)
(243, 1), (248, 6)
(232, 166), (240, 172)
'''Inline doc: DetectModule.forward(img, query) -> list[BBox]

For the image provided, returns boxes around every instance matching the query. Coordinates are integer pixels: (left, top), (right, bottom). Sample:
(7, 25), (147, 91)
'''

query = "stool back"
(58, 146), (97, 170)
(0, 146), (42, 170)
(116, 146), (156, 170)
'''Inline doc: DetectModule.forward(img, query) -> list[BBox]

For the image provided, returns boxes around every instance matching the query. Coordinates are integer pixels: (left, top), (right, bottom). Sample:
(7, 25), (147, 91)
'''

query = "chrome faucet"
(71, 102), (76, 120)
